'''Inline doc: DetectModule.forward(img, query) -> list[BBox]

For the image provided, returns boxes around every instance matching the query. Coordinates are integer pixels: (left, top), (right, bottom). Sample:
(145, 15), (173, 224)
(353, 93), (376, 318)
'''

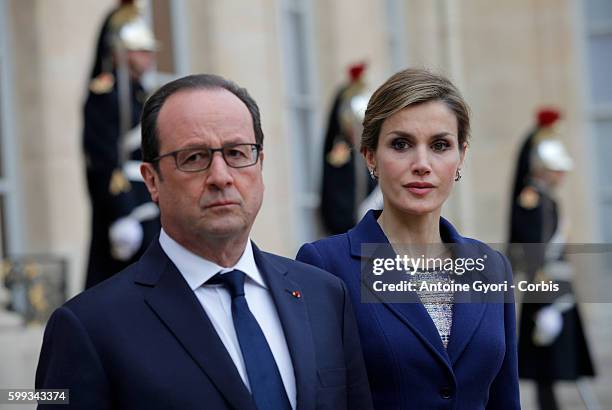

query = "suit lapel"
(349, 212), (493, 368)
(349, 211), (452, 367)
(253, 244), (317, 410)
(379, 301), (451, 363)
(446, 301), (487, 365)
(135, 240), (257, 410)
(445, 236), (489, 365)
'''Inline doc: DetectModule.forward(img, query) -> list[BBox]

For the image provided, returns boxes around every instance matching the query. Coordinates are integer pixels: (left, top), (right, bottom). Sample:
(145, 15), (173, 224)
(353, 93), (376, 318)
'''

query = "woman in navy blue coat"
(297, 68), (520, 409)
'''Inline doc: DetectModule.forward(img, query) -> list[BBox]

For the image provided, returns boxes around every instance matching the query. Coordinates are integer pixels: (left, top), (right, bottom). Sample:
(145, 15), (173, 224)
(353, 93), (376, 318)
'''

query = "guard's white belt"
(123, 160), (143, 182)
(130, 202), (159, 223)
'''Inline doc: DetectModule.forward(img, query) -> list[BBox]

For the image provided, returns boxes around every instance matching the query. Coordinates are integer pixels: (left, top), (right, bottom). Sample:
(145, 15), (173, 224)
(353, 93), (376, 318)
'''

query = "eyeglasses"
(151, 143), (262, 172)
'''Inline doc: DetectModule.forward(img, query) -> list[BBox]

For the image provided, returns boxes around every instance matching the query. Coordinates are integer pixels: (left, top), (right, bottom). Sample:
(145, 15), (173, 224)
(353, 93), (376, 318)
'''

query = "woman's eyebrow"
(385, 130), (415, 139)
(385, 130), (455, 140)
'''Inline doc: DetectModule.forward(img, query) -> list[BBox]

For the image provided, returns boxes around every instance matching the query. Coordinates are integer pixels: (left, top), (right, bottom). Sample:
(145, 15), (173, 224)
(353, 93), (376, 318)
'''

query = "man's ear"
(141, 163), (160, 204)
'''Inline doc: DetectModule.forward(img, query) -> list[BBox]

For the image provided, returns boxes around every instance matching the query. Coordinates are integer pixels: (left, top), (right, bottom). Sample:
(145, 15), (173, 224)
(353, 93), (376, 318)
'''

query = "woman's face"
(366, 100), (466, 217)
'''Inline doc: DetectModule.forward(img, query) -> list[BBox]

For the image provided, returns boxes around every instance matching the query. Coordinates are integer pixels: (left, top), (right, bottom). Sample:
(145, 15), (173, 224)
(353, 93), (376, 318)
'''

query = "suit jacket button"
(440, 387), (453, 399)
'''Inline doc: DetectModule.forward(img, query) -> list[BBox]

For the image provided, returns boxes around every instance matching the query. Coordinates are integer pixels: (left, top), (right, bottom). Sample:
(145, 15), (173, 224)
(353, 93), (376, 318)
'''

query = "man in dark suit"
(35, 74), (373, 410)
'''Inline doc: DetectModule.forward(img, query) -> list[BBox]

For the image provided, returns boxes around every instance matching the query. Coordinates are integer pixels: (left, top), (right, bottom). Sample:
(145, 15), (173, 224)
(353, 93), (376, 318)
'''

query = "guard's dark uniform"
(83, 77), (159, 289)
(508, 110), (596, 409)
(320, 84), (375, 235)
(511, 181), (595, 382)
(83, 5), (159, 289)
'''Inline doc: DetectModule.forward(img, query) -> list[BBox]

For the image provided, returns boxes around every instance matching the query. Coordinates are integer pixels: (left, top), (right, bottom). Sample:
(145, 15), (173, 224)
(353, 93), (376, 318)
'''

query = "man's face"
(126, 50), (155, 79)
(141, 88), (264, 248)
(543, 169), (566, 188)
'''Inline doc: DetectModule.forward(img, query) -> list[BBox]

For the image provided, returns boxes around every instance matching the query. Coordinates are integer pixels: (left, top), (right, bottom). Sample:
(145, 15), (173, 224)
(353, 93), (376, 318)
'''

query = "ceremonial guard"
(320, 63), (376, 234)
(83, 1), (160, 288)
(509, 109), (596, 410)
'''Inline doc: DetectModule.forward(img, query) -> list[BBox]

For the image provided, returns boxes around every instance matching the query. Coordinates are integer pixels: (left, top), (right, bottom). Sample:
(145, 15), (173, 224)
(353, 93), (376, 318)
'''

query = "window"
(143, 0), (190, 84)
(385, 0), (409, 72)
(280, 0), (320, 247)
(0, 0), (24, 257)
(583, 0), (612, 242)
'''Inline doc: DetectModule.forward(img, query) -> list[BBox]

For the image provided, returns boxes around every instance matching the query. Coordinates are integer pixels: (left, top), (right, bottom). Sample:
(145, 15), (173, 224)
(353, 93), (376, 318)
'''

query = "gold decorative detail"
(23, 262), (40, 279)
(326, 140), (351, 167)
(28, 282), (49, 319)
(89, 72), (115, 94)
(518, 186), (540, 209)
(109, 169), (132, 195)
(0, 260), (12, 280)
(534, 269), (550, 283)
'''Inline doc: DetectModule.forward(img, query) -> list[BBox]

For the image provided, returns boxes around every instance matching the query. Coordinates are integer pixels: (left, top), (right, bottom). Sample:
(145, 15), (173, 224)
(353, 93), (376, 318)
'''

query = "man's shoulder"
(63, 262), (141, 317)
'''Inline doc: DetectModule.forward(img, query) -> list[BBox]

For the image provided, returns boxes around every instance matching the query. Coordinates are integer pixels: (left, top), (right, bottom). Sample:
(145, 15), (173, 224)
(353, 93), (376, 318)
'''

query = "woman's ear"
(459, 141), (468, 169)
(364, 148), (376, 173)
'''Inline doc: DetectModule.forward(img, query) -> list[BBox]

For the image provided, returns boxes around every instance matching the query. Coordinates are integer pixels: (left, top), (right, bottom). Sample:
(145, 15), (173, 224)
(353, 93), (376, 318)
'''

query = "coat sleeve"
(35, 306), (112, 410)
(339, 279), (374, 410)
(298, 243), (374, 409)
(486, 253), (521, 410)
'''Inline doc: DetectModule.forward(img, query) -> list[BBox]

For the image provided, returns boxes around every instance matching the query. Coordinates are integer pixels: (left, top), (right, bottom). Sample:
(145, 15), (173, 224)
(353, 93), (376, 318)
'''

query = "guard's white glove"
(109, 217), (143, 261)
(533, 306), (563, 346)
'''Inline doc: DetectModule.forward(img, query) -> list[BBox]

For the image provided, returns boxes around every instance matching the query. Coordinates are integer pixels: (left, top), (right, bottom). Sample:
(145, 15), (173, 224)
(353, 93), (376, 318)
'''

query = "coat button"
(440, 387), (453, 399)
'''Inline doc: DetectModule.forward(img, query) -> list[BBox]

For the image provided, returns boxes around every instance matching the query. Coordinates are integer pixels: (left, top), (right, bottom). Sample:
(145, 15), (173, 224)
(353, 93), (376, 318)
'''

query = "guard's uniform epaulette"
(517, 185), (540, 210)
(89, 72), (115, 94)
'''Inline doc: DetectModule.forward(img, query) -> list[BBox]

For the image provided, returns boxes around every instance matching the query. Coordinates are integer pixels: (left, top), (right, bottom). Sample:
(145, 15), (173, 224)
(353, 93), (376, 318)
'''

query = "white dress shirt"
(159, 229), (296, 409)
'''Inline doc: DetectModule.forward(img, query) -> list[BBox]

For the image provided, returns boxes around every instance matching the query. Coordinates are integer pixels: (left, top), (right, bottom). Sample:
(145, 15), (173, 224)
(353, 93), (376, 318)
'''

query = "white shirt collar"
(159, 228), (266, 290)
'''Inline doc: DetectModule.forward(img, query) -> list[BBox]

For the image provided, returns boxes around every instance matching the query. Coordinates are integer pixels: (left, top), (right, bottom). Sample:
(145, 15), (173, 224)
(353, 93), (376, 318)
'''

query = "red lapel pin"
(290, 290), (301, 299)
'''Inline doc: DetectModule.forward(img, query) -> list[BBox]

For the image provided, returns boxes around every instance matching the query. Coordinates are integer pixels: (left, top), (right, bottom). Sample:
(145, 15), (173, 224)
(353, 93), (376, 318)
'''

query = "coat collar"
(252, 245), (317, 410)
(135, 239), (317, 410)
(348, 210), (465, 258)
(348, 210), (488, 366)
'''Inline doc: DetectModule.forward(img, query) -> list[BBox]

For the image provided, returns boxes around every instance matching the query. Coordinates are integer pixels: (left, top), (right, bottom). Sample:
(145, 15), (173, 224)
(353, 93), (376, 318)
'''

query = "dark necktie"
(209, 270), (291, 410)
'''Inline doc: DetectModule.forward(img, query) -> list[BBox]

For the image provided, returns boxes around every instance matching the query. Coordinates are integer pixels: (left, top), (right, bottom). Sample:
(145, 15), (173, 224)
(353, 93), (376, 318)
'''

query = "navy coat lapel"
(446, 300), (487, 365)
(349, 211), (491, 368)
(134, 240), (257, 410)
(252, 244), (317, 410)
(438, 218), (488, 365)
(348, 211), (451, 367)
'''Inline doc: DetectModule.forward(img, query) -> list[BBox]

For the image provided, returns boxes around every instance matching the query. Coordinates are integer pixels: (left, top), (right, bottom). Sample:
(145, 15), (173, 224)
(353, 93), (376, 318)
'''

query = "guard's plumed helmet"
(531, 139), (573, 172)
(339, 62), (370, 137)
(110, 3), (157, 52)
